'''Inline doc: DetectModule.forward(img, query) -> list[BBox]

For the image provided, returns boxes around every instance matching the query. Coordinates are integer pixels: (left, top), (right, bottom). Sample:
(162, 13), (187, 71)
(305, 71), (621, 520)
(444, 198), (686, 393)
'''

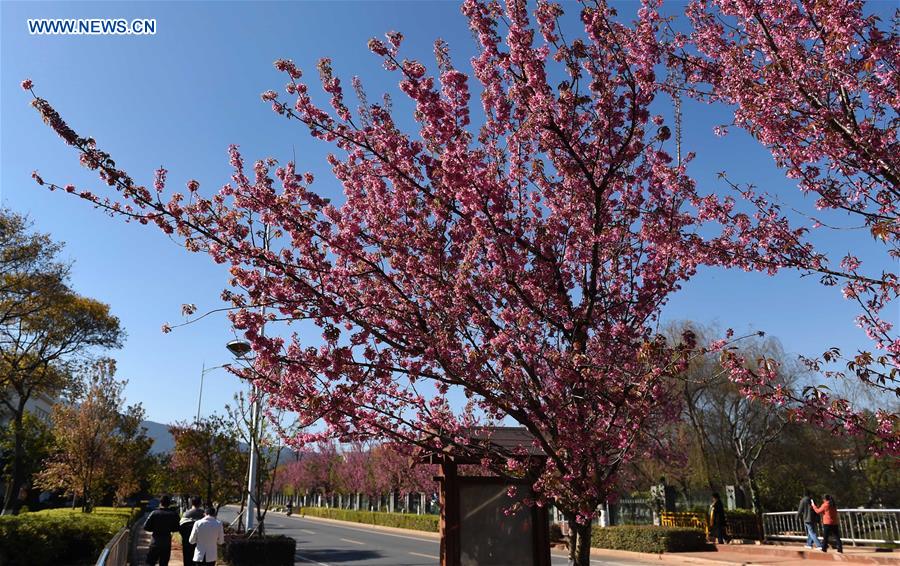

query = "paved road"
(219, 506), (666, 566)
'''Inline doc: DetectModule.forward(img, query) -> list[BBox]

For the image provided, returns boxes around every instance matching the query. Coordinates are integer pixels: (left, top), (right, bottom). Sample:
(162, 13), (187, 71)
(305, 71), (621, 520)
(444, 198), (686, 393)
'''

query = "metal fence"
(95, 526), (129, 566)
(763, 509), (900, 546)
(660, 511), (763, 540)
(270, 491), (440, 515)
(610, 497), (654, 526)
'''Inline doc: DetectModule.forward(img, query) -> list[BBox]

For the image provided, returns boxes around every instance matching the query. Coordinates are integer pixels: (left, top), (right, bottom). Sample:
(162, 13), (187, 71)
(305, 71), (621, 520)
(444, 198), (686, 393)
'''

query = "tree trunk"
(82, 465), (93, 513)
(746, 473), (761, 515)
(1, 408), (26, 515)
(566, 513), (592, 566)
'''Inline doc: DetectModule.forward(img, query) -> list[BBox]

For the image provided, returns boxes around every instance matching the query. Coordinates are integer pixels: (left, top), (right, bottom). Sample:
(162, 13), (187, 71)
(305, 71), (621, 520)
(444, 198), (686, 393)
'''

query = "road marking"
(409, 551), (440, 559)
(295, 553), (331, 566)
(300, 528), (316, 534)
(340, 537), (365, 545)
(284, 514), (440, 544)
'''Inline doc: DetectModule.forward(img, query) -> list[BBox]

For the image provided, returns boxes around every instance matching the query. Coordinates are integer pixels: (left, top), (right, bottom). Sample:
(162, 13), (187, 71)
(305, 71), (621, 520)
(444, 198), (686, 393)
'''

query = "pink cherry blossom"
(23, 1), (898, 562)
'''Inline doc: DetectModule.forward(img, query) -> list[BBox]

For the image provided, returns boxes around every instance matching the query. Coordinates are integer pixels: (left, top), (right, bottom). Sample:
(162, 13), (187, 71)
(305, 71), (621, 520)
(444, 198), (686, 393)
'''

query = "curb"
(585, 547), (746, 566)
(707, 545), (900, 565)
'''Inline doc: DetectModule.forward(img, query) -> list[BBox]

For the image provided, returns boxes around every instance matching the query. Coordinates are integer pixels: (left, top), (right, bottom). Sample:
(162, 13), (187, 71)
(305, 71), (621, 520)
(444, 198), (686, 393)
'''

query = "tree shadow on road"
(295, 548), (383, 563)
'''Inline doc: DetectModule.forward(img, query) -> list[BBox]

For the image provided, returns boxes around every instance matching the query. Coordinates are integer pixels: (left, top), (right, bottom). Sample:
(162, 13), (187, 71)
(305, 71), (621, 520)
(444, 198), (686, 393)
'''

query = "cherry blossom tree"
(21, 0), (885, 561)
(338, 442), (374, 508)
(668, 0), (898, 453)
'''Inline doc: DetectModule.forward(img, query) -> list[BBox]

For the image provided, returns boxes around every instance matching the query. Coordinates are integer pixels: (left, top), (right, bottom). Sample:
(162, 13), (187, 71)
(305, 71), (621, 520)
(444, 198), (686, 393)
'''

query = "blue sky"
(1, 1), (893, 425)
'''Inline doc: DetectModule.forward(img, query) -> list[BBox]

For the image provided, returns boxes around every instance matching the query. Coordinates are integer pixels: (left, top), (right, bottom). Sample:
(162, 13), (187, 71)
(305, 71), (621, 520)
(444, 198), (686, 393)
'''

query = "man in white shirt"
(188, 507), (225, 566)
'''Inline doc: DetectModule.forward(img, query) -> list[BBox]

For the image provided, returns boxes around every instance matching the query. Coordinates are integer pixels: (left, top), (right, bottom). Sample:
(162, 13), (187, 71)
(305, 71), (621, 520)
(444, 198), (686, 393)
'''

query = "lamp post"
(225, 339), (258, 532)
(196, 362), (230, 423)
(228, 223), (268, 533)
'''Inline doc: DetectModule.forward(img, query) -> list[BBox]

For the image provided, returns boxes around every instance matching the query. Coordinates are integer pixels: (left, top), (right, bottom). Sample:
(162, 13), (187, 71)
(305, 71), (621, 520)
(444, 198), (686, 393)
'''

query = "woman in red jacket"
(811, 494), (844, 553)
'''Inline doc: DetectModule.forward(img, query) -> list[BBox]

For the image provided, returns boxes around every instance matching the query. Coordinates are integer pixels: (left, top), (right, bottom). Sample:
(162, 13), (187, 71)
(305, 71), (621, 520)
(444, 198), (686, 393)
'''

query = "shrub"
(223, 533), (296, 566)
(590, 525), (709, 553)
(299, 507), (439, 532)
(0, 507), (134, 566)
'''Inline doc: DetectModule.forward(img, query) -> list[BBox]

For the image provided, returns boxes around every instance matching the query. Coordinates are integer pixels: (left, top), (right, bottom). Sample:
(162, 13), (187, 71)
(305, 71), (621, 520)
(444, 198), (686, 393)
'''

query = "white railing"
(763, 509), (900, 546)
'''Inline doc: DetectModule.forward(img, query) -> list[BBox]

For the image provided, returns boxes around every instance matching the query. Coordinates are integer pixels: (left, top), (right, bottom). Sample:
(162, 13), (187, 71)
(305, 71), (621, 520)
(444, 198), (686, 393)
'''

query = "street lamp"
(224, 339), (260, 533)
(226, 339), (252, 359)
(196, 362), (230, 423)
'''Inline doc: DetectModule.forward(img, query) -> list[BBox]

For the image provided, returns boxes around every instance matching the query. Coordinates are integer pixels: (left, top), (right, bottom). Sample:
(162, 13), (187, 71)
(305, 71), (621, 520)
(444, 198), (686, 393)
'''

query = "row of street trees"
(22, 0), (898, 562)
(274, 442), (435, 510)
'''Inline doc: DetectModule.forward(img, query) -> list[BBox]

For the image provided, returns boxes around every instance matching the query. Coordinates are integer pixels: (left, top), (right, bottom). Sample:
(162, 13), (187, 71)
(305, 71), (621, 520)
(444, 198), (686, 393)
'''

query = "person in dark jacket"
(179, 496), (205, 566)
(144, 494), (180, 565)
(797, 491), (822, 549)
(812, 494), (843, 554)
(709, 492), (727, 544)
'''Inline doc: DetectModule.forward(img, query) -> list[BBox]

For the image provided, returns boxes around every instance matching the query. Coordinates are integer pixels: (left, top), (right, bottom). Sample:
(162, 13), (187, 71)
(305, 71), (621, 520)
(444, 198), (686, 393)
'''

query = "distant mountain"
(141, 419), (175, 454)
(140, 419), (297, 460)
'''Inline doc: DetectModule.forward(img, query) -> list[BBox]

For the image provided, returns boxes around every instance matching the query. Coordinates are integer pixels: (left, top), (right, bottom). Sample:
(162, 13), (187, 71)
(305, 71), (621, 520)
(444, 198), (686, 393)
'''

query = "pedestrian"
(708, 492), (727, 544)
(189, 506), (225, 566)
(143, 494), (180, 566)
(797, 490), (822, 549)
(179, 496), (205, 565)
(811, 494), (843, 553)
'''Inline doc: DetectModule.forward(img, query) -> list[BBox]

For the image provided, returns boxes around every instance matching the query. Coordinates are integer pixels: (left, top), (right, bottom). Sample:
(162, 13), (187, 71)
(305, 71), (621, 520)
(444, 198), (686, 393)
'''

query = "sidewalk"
(586, 544), (899, 565)
(133, 528), (186, 566)
(699, 543), (900, 564)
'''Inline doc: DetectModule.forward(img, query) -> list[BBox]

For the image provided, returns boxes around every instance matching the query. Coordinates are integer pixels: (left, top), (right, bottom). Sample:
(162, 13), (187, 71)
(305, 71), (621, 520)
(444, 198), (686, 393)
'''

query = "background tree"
(678, 328), (800, 513)
(36, 358), (151, 511)
(168, 414), (246, 511)
(0, 212), (123, 514)
(338, 442), (372, 504)
(146, 452), (177, 499)
(300, 442), (342, 506)
(0, 412), (53, 509)
(0, 211), (66, 330)
(274, 456), (307, 503)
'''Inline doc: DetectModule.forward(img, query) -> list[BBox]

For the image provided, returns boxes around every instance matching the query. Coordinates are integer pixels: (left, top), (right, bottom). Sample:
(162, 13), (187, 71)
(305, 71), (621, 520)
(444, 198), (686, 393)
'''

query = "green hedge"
(223, 534), (296, 566)
(591, 525), (709, 553)
(299, 507), (439, 532)
(0, 507), (136, 566)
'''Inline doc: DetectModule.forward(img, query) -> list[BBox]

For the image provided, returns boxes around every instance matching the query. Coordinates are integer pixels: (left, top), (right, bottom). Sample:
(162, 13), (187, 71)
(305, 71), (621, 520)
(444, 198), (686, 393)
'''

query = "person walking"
(179, 496), (205, 565)
(189, 506), (225, 566)
(143, 495), (181, 566)
(812, 494), (844, 553)
(709, 492), (727, 544)
(797, 491), (822, 549)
